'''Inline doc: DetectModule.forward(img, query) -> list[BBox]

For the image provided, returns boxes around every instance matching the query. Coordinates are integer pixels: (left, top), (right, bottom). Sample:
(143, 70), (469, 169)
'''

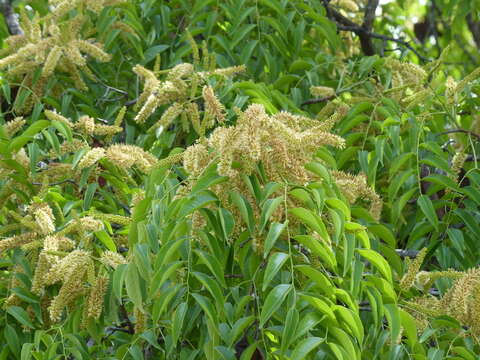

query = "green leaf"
(262, 252), (289, 291)
(5, 324), (20, 356)
(326, 198), (351, 221)
(368, 224), (396, 248)
(230, 192), (255, 233)
(384, 304), (401, 347)
(192, 293), (218, 326)
(281, 307), (299, 354)
(125, 264), (144, 311)
(290, 207), (329, 241)
(192, 272), (225, 306)
(295, 235), (336, 271)
(263, 222), (286, 258)
(195, 250), (226, 288)
(417, 195), (439, 231)
(143, 44), (169, 63)
(292, 312), (323, 343)
(96, 231), (117, 252)
(51, 120), (73, 143)
(129, 345), (143, 360)
(300, 294), (336, 321)
(7, 306), (35, 329)
(177, 191), (217, 218)
(155, 237), (186, 269)
(113, 263), (127, 300)
(10, 288), (39, 304)
(333, 305), (363, 344)
(191, 165), (228, 194)
(260, 196), (283, 232)
(296, 265), (333, 294)
(290, 337), (325, 359)
(149, 261), (184, 299)
(399, 309), (418, 348)
(83, 183), (97, 211)
(357, 249), (392, 283)
(259, 284), (291, 327)
(423, 174), (459, 192)
(20, 344), (33, 360)
(171, 302), (188, 348)
(152, 285), (181, 323)
(8, 120), (50, 153)
(228, 316), (255, 347)
(230, 24), (256, 49)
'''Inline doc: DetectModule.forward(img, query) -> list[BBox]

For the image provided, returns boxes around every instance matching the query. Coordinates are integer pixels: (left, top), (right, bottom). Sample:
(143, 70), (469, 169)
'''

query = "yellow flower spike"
(399, 248), (428, 291)
(77, 148), (106, 170)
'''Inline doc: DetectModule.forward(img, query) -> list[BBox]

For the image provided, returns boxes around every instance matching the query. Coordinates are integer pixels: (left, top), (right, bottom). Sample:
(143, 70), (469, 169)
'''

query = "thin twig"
(125, 97), (138, 106)
(396, 249), (419, 259)
(225, 274), (243, 278)
(32, 179), (78, 187)
(336, 25), (429, 62)
(301, 95), (335, 106)
(437, 129), (480, 141)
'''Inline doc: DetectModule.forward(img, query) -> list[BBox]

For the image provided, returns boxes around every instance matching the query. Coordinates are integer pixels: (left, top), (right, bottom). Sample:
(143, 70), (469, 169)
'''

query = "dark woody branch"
(0, 0), (22, 36)
(437, 129), (480, 142)
(322, 0), (428, 62)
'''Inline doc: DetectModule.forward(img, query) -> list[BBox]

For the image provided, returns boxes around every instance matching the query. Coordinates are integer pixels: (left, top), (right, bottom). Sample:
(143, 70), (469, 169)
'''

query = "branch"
(301, 95), (335, 106)
(322, 0), (428, 62)
(437, 129), (480, 141)
(396, 249), (419, 259)
(125, 97), (138, 106)
(32, 179), (78, 187)
(119, 302), (135, 335)
(359, 0), (379, 55)
(337, 25), (429, 62)
(0, 0), (22, 35)
(362, 0), (379, 30)
(465, 154), (480, 162)
(225, 274), (243, 278)
(431, 1), (477, 65)
(467, 14), (480, 49)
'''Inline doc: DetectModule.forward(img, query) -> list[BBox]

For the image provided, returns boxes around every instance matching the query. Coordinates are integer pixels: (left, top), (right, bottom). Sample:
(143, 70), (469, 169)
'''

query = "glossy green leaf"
(262, 252), (289, 291)
(259, 284), (291, 327)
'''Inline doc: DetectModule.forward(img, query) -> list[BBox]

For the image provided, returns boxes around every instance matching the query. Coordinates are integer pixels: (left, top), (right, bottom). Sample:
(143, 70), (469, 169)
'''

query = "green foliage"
(1, 0), (480, 359)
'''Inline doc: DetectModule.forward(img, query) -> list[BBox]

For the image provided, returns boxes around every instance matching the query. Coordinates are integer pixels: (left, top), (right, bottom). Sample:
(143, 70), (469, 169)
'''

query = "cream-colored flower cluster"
(105, 144), (159, 173)
(185, 103), (346, 185)
(181, 102), (354, 240)
(399, 248), (427, 291)
(0, 195), (130, 323)
(404, 267), (480, 337)
(450, 151), (467, 182)
(310, 86), (336, 98)
(100, 250), (127, 268)
(400, 247), (480, 336)
(42, 109), (161, 174)
(331, 0), (359, 12)
(44, 110), (123, 139)
(331, 170), (383, 221)
(4, 117), (26, 137)
(132, 60), (245, 136)
(0, 0), (125, 112)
